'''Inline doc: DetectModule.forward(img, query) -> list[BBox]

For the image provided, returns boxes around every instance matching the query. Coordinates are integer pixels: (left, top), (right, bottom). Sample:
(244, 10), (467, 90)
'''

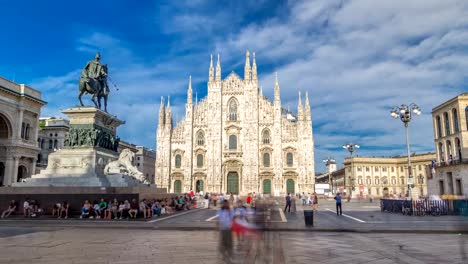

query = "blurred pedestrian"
(312, 193), (318, 212)
(334, 193), (342, 215)
(218, 200), (233, 263)
(284, 193), (291, 213)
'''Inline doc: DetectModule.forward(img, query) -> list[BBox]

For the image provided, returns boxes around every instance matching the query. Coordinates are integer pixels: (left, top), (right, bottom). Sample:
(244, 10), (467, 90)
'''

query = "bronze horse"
(78, 64), (109, 112)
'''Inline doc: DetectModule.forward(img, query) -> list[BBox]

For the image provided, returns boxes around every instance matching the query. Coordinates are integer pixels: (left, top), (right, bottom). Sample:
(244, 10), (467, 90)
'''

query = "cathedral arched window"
(229, 135), (237, 150)
(444, 112), (450, 136)
(197, 130), (205, 146)
(228, 99), (238, 121)
(263, 153), (270, 167)
(436, 116), (442, 138)
(197, 154), (203, 168)
(453, 108), (459, 133)
(175, 154), (181, 168)
(286, 153), (293, 167)
(262, 129), (270, 144)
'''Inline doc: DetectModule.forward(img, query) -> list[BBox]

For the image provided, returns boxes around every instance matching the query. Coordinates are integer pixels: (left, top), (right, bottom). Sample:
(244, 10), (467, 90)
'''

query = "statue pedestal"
(14, 107), (147, 187)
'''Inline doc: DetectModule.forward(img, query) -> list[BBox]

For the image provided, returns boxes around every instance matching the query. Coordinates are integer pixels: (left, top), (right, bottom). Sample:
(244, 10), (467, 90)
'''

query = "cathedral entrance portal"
(174, 180), (182, 193)
(286, 179), (295, 194)
(196, 180), (204, 193)
(263, 179), (271, 194)
(227, 172), (239, 194)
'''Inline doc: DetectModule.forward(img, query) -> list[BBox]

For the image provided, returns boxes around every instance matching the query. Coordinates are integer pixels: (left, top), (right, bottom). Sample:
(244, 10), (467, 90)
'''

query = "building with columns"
(0, 76), (46, 186)
(135, 146), (156, 184)
(156, 52), (315, 195)
(428, 93), (468, 196)
(316, 153), (434, 198)
(36, 117), (70, 173)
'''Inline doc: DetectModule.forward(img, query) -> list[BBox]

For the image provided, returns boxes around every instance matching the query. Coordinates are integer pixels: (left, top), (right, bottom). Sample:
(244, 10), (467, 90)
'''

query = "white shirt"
(23, 201), (29, 208)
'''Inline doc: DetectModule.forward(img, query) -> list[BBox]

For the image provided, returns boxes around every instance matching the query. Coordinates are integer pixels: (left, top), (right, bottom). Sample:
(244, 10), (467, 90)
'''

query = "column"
(31, 158), (37, 176)
(4, 156), (19, 186)
(17, 109), (24, 139)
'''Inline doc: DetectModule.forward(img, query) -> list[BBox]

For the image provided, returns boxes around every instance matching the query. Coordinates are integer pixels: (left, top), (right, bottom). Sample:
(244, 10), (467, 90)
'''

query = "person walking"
(334, 193), (342, 215)
(312, 193), (318, 212)
(284, 193), (291, 213)
(218, 200), (234, 263)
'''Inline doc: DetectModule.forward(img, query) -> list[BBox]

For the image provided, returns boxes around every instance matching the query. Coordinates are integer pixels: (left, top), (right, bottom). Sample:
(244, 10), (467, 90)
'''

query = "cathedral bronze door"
(263, 179), (271, 194)
(227, 172), (239, 194)
(286, 179), (295, 194)
(196, 180), (204, 193)
(174, 180), (182, 193)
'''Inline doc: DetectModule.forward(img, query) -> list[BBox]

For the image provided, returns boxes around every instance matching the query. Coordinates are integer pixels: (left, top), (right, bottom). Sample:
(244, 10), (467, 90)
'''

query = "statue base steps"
(14, 148), (147, 187)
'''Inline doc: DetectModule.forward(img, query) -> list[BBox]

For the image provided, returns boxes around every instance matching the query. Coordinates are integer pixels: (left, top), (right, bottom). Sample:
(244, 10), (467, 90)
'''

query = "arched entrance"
(196, 180), (204, 193)
(0, 162), (4, 186)
(383, 187), (389, 197)
(227, 172), (239, 194)
(174, 180), (182, 193)
(0, 114), (10, 139)
(286, 179), (295, 194)
(263, 179), (271, 194)
(17, 165), (28, 182)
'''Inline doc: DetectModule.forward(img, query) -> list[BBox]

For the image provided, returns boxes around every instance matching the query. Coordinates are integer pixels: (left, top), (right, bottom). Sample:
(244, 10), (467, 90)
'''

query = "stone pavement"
(0, 227), (466, 264)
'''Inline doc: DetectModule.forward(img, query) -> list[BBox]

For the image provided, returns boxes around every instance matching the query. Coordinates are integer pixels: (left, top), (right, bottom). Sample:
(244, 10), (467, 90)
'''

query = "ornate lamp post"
(390, 103), (421, 199)
(342, 144), (360, 195)
(322, 158), (336, 194)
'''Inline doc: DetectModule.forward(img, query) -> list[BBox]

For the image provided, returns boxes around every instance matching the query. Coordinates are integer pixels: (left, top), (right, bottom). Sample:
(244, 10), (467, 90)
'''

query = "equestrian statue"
(78, 52), (110, 112)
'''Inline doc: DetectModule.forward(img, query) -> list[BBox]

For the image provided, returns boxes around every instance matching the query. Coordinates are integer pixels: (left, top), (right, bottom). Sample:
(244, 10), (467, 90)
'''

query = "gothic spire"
(252, 52), (257, 81)
(305, 91), (311, 121)
(244, 50), (251, 81)
(158, 96), (165, 128)
(215, 53), (221, 81)
(274, 72), (280, 103)
(209, 54), (214, 82)
(298, 91), (304, 121)
(165, 96), (172, 127)
(187, 75), (192, 105)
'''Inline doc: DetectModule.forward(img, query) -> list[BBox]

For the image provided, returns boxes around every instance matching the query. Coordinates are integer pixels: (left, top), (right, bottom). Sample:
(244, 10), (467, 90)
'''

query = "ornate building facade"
(156, 52), (315, 195)
(0, 76), (46, 186)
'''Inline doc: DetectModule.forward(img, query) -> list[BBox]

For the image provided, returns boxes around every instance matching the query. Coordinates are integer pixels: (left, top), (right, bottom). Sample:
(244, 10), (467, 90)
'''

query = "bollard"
(304, 210), (314, 226)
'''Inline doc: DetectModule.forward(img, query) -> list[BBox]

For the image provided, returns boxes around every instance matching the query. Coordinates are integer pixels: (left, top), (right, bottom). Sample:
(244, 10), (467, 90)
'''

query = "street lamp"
(390, 103), (421, 199)
(322, 158), (336, 194)
(342, 144), (360, 195)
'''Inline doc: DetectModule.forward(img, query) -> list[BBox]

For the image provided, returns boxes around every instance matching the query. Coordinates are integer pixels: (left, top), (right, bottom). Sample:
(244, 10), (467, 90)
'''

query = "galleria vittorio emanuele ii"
(156, 52), (315, 195)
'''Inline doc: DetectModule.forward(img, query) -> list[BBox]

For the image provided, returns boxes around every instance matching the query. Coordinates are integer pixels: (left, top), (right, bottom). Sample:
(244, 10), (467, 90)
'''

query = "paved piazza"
(0, 227), (466, 264)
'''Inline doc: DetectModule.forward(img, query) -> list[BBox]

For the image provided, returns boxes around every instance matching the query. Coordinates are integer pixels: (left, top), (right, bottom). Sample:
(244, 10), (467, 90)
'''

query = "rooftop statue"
(78, 52), (110, 112)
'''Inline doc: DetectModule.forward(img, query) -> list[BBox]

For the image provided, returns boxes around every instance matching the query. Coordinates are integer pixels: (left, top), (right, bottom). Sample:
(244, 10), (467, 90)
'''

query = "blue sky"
(1, 0), (468, 173)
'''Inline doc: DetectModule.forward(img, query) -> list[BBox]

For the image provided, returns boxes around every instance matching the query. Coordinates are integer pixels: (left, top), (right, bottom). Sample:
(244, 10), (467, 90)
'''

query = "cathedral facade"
(156, 52), (315, 195)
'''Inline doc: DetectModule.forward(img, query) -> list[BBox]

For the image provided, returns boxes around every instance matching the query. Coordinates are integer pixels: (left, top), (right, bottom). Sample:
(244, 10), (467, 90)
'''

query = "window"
(197, 130), (205, 146)
(48, 139), (53, 150)
(466, 106), (468, 130)
(175, 154), (181, 168)
(439, 142), (445, 162)
(439, 180), (445, 195)
(418, 175), (424, 184)
(357, 166), (362, 172)
(453, 109), (459, 133)
(418, 165), (421, 170)
(400, 177), (405, 185)
(444, 112), (450, 136)
(197, 154), (203, 168)
(21, 122), (25, 139)
(358, 177), (363, 185)
(366, 177), (371, 185)
(391, 178), (396, 185)
(25, 124), (30, 140)
(391, 167), (395, 173)
(375, 167), (379, 172)
(54, 139), (58, 149)
(263, 153), (270, 167)
(375, 178), (380, 185)
(229, 135), (237, 150)
(382, 167), (387, 172)
(456, 179), (463, 195)
(228, 99), (238, 121)
(262, 129), (271, 144)
(400, 166), (404, 172)
(286, 152), (293, 167)
(137, 157), (140, 160)
(137, 163), (140, 166)
(55, 133), (58, 137)
(436, 116), (442, 138)
(366, 167), (370, 172)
